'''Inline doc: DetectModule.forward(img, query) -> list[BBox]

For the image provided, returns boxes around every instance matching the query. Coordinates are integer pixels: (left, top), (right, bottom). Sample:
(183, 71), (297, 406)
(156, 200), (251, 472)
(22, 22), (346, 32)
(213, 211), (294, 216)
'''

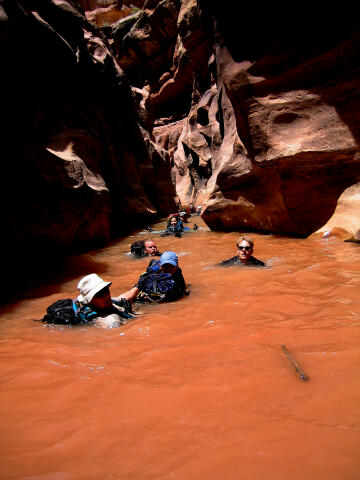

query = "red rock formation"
(113, 0), (212, 118)
(78, 0), (145, 12)
(178, 2), (360, 236)
(310, 183), (360, 242)
(1, 0), (176, 292)
(2, 0), (360, 297)
(113, 1), (360, 237)
(84, 1), (145, 28)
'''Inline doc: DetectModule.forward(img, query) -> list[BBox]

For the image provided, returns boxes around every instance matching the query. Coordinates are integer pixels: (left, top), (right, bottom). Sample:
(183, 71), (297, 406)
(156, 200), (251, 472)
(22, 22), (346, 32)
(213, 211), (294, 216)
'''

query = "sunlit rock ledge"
(310, 183), (360, 243)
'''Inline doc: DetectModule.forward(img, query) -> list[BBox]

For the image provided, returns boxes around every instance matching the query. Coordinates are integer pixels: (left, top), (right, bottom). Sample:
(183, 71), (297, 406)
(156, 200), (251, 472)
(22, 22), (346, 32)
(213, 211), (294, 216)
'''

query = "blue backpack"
(137, 260), (175, 300)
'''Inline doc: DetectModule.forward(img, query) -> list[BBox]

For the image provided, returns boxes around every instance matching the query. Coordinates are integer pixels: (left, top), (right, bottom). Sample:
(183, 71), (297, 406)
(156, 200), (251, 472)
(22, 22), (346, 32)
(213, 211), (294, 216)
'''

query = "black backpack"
(130, 240), (145, 257)
(42, 299), (79, 325)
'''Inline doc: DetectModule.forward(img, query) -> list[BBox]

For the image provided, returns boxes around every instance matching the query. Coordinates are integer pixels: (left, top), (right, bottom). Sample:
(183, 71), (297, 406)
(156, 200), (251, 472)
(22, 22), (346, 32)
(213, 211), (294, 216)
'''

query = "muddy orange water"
(1, 217), (359, 480)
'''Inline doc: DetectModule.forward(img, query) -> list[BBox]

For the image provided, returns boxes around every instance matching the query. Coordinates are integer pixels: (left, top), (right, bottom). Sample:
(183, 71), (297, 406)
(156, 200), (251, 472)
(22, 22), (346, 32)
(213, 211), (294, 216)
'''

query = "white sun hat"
(77, 273), (112, 304)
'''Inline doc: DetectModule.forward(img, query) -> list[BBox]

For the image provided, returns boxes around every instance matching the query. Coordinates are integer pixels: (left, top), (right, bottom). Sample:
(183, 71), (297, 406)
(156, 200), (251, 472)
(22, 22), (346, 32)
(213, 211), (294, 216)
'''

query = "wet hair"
(236, 236), (254, 249)
(144, 238), (156, 246)
(130, 240), (145, 256)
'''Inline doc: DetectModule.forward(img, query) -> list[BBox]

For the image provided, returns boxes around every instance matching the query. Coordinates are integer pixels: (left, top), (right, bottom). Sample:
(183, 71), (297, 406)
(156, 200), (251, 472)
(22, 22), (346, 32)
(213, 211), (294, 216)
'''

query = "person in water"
(186, 203), (196, 215)
(130, 239), (161, 257)
(75, 273), (138, 328)
(162, 216), (184, 237)
(221, 236), (266, 267)
(125, 251), (188, 303)
(144, 239), (161, 256)
(157, 251), (187, 301)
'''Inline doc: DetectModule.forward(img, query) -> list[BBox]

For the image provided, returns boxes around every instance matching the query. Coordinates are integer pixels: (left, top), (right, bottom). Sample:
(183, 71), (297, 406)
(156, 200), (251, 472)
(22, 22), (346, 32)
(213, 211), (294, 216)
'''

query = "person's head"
(144, 239), (158, 256)
(77, 273), (112, 310)
(170, 217), (178, 227)
(236, 236), (254, 263)
(159, 251), (178, 275)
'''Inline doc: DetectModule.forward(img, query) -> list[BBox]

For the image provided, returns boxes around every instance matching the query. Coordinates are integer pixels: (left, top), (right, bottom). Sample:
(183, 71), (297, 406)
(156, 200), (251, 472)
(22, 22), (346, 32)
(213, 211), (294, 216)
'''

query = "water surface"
(1, 217), (359, 480)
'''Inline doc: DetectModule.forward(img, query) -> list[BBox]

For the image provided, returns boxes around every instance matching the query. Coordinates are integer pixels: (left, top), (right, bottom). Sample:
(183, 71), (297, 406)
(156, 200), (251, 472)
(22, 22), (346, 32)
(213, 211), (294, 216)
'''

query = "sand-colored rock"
(310, 183), (360, 242)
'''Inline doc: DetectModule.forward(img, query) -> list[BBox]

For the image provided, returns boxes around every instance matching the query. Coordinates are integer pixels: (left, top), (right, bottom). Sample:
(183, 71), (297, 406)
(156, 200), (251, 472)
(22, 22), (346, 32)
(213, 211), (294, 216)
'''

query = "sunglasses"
(237, 246), (251, 251)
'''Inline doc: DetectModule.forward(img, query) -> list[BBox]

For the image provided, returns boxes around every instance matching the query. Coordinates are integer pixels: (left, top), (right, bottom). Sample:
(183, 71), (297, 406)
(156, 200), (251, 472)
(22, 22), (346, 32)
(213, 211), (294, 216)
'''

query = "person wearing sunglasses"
(220, 236), (265, 267)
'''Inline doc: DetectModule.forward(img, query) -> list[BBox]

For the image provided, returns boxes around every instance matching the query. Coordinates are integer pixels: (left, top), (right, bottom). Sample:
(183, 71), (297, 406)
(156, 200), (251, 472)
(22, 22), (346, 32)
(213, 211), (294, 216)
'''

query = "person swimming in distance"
(161, 216), (184, 237)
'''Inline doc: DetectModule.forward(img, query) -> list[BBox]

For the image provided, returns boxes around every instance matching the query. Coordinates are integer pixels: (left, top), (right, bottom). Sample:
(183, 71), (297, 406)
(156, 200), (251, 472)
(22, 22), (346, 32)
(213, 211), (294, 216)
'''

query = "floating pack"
(137, 272), (174, 295)
(42, 299), (101, 325)
(42, 297), (134, 326)
(146, 259), (161, 274)
(130, 240), (145, 257)
(42, 299), (79, 325)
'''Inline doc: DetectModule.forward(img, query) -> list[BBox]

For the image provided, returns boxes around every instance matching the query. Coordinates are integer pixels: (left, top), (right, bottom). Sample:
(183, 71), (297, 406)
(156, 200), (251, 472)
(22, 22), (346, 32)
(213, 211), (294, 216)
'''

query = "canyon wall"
(1, 0), (359, 294)
(112, 0), (359, 237)
(0, 0), (176, 290)
(195, 3), (360, 237)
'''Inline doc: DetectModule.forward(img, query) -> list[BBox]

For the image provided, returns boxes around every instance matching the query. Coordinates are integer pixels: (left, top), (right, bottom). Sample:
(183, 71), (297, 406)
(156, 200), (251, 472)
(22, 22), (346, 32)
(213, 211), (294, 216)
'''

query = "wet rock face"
(188, 2), (360, 236)
(113, 0), (212, 120)
(1, 0), (176, 285)
(116, 0), (359, 236)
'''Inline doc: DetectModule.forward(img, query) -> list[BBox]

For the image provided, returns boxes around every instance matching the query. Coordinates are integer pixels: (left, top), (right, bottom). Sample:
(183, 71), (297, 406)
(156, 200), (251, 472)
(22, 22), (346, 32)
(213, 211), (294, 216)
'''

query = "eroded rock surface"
(2, 0), (360, 296)
(1, 0), (176, 290)
(184, 3), (360, 235)
(114, 1), (360, 236)
(311, 183), (360, 242)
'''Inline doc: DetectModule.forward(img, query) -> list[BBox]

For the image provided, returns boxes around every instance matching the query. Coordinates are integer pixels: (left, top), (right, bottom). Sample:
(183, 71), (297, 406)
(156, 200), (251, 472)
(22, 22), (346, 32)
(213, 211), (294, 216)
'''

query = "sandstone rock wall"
(111, 1), (360, 237)
(2, 0), (360, 296)
(0, 0), (176, 290)
(186, 2), (360, 236)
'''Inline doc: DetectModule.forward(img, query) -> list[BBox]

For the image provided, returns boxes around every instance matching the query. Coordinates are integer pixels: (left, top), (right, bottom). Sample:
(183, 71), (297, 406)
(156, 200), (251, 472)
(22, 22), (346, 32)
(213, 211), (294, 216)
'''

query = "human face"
(89, 286), (112, 310)
(170, 217), (177, 227)
(144, 240), (158, 256)
(237, 240), (253, 263)
(161, 263), (178, 275)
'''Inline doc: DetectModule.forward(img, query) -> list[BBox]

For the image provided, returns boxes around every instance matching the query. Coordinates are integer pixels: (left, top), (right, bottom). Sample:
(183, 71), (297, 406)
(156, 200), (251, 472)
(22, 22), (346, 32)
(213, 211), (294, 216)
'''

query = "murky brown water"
(1, 217), (359, 480)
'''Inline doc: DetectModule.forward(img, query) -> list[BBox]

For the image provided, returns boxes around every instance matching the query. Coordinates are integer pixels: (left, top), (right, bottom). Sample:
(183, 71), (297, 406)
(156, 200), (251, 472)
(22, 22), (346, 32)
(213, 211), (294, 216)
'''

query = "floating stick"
(281, 345), (310, 381)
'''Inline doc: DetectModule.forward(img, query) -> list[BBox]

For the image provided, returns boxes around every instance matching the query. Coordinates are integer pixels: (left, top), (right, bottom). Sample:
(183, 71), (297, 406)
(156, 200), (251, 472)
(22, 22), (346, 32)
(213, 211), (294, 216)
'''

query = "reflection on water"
(0, 217), (359, 480)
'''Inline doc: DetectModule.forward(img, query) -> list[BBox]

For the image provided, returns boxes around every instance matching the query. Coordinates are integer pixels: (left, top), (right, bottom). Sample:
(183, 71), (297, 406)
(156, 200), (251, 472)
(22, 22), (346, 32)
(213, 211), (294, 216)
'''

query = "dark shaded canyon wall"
(113, 1), (360, 238)
(0, 0), (176, 289)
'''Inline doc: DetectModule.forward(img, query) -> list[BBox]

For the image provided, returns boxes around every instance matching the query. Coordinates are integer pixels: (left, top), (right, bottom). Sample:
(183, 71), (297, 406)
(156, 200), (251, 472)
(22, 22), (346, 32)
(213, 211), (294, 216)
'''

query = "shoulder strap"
(73, 301), (99, 323)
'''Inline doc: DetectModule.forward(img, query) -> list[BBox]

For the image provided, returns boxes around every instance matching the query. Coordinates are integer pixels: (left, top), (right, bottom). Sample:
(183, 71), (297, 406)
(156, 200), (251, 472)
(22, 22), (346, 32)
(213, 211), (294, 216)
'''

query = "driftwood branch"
(281, 345), (310, 381)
